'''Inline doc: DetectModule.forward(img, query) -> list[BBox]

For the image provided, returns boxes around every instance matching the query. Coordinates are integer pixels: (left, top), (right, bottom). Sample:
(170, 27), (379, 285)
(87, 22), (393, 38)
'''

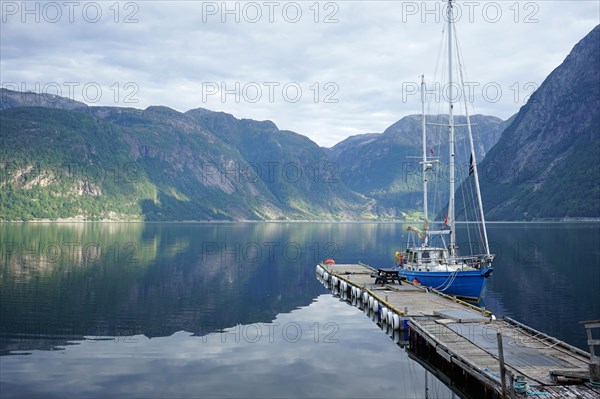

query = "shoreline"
(2, 218), (600, 224)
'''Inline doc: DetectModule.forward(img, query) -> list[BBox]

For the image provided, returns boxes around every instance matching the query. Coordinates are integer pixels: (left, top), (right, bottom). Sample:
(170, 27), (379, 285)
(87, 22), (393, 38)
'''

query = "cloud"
(1, 0), (598, 147)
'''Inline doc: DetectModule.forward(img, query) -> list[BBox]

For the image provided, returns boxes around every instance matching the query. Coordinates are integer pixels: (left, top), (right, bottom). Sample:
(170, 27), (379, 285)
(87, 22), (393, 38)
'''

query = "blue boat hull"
(398, 267), (493, 300)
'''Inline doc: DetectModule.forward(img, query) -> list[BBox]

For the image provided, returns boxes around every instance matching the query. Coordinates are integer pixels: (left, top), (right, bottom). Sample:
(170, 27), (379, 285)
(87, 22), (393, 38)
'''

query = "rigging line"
(428, 37), (445, 122)
(464, 154), (485, 252)
(431, 24), (446, 106)
(426, 27), (447, 221)
(452, 26), (480, 227)
(431, 34), (448, 220)
(453, 24), (474, 111)
(458, 156), (475, 255)
(458, 116), (481, 253)
(450, 87), (475, 245)
(449, 27), (478, 254)
(458, 91), (486, 250)
(459, 147), (485, 249)
(453, 193), (478, 222)
(441, 233), (447, 250)
(471, 173), (485, 250)
(453, 21), (488, 253)
(455, 39), (486, 251)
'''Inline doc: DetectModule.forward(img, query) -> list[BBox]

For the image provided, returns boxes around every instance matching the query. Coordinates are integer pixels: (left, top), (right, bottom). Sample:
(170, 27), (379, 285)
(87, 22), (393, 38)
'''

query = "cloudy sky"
(1, 1), (598, 147)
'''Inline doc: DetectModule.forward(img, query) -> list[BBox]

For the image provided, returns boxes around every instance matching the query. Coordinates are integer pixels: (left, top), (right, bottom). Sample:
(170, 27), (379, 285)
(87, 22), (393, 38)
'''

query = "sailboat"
(397, 0), (494, 301)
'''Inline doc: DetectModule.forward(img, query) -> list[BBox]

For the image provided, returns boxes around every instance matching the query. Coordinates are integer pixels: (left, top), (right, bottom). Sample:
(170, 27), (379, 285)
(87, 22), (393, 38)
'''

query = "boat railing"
(448, 254), (495, 269)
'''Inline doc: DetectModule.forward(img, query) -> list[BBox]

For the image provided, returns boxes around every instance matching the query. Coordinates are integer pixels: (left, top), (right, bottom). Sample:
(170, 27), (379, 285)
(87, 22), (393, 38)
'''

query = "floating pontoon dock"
(317, 262), (600, 399)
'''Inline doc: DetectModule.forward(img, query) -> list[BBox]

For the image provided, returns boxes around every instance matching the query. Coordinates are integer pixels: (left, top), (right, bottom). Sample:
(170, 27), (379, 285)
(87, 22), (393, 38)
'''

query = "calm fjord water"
(1, 222), (599, 398)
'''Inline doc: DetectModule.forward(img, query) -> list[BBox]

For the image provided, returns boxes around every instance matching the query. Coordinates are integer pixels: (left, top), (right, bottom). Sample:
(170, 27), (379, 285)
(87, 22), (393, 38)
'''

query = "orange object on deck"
(325, 259), (335, 265)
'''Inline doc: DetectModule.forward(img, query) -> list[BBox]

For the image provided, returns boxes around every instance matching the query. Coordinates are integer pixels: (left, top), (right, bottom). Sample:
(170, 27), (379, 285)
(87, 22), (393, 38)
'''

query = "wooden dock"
(317, 262), (600, 399)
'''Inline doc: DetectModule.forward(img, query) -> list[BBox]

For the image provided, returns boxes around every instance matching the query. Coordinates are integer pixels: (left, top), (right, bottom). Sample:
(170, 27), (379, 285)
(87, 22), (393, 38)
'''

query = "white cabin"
(401, 246), (483, 272)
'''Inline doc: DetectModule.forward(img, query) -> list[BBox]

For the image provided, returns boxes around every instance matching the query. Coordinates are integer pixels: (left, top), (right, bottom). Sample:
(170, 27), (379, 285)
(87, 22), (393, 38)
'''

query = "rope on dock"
(514, 377), (550, 396)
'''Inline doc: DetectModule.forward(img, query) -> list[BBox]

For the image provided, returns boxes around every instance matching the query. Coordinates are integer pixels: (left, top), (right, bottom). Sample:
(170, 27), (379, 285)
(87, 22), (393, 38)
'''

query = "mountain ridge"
(0, 97), (372, 221)
(470, 24), (600, 220)
(325, 113), (510, 218)
(1, 25), (598, 221)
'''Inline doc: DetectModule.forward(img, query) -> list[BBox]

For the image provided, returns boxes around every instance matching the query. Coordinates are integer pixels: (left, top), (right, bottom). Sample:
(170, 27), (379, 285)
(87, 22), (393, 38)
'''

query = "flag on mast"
(469, 154), (474, 176)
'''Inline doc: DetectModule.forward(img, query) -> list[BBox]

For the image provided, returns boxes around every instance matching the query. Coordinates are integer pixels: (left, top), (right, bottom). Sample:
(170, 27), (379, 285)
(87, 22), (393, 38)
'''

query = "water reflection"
(1, 222), (598, 398)
(1, 295), (453, 399)
(2, 222), (598, 351)
(1, 223), (333, 351)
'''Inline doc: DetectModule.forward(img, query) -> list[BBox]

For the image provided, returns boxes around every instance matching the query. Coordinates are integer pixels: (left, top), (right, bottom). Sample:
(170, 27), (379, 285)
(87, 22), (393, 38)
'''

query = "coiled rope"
(514, 377), (550, 396)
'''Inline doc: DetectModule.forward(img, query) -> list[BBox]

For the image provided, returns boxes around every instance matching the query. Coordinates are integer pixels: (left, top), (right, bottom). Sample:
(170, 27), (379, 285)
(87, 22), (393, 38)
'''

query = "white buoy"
(368, 296), (373, 309)
(381, 307), (388, 321)
(387, 311), (393, 325)
(393, 314), (400, 330)
(363, 292), (368, 303)
(372, 299), (379, 312)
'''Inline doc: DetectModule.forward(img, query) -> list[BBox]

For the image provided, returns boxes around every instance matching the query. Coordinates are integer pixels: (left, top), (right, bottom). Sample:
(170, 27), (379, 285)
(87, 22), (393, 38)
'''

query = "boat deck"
(319, 262), (600, 399)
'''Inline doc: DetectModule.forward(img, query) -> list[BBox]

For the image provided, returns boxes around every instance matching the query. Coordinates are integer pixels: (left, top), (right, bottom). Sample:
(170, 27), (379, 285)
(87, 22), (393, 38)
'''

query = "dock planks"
(319, 263), (600, 399)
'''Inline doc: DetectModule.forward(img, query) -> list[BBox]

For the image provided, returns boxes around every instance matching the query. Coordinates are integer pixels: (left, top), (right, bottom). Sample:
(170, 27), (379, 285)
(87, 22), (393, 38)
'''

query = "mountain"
(185, 108), (369, 219)
(472, 25), (600, 220)
(327, 114), (509, 217)
(3, 23), (596, 222)
(0, 98), (370, 221)
(0, 89), (510, 222)
(0, 88), (87, 110)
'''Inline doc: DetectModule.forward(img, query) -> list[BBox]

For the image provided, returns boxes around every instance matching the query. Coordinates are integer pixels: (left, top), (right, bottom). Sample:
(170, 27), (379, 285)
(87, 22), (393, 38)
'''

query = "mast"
(421, 75), (429, 246)
(447, 0), (456, 257)
(421, 75), (428, 221)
